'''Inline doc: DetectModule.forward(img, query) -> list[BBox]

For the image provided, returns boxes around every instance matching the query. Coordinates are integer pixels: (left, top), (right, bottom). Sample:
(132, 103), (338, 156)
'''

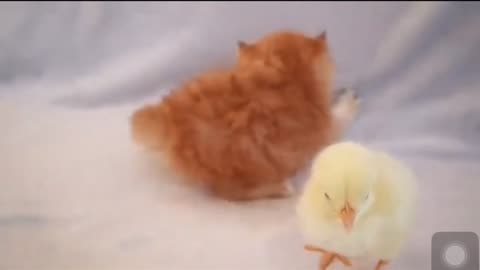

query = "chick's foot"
(374, 260), (389, 270)
(304, 245), (352, 269)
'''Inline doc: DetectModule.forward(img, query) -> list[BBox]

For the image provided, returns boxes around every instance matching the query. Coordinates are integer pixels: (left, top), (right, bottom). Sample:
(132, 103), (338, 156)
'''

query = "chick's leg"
(319, 253), (335, 270)
(374, 260), (389, 270)
(304, 245), (352, 268)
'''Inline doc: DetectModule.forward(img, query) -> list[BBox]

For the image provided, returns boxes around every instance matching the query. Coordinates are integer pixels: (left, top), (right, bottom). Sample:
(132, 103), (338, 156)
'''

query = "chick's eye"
(324, 193), (331, 200)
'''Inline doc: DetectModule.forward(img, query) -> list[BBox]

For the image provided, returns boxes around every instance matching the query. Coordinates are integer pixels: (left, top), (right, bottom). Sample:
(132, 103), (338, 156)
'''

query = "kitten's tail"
(130, 104), (168, 151)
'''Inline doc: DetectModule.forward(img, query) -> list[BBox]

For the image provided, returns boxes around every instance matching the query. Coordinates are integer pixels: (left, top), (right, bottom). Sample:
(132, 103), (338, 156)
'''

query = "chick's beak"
(340, 203), (355, 232)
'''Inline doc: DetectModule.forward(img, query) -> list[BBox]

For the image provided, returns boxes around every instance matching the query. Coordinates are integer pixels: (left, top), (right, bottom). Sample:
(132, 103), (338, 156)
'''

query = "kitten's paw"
(334, 88), (361, 120)
(337, 88), (361, 116)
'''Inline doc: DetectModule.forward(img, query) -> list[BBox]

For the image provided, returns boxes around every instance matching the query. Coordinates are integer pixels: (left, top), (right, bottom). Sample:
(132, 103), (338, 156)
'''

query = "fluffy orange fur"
(131, 30), (355, 201)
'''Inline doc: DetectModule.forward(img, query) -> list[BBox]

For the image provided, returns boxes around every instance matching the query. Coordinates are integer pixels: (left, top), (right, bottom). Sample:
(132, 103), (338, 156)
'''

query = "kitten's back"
(131, 31), (337, 201)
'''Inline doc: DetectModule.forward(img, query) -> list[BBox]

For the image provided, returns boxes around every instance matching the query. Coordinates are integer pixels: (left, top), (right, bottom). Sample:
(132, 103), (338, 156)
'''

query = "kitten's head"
(235, 30), (334, 82)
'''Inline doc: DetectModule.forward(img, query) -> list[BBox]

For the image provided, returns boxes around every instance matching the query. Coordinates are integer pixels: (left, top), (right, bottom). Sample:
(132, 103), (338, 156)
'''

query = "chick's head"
(302, 142), (380, 232)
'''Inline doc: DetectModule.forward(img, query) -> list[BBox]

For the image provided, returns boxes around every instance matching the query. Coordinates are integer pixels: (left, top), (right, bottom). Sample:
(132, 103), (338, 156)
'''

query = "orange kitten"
(131, 30), (359, 201)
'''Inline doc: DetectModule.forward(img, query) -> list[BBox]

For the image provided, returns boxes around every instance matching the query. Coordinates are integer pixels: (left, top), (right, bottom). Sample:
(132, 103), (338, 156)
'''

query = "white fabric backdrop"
(1, 2), (479, 270)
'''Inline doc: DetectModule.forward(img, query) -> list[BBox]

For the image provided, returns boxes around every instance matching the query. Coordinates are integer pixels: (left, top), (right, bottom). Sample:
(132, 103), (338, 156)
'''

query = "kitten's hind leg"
(245, 180), (295, 200)
(332, 88), (360, 136)
(212, 180), (294, 201)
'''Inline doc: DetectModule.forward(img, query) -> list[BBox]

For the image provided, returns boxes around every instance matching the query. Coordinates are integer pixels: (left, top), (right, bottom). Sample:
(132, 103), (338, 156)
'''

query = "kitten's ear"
(315, 31), (327, 42)
(237, 41), (250, 50)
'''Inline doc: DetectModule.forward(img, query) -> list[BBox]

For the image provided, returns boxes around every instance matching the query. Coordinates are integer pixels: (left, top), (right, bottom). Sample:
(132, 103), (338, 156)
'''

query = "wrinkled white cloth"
(1, 2), (479, 270)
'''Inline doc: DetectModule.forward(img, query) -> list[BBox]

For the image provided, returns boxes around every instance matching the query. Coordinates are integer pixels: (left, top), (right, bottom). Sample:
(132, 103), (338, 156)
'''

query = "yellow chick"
(296, 141), (418, 270)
